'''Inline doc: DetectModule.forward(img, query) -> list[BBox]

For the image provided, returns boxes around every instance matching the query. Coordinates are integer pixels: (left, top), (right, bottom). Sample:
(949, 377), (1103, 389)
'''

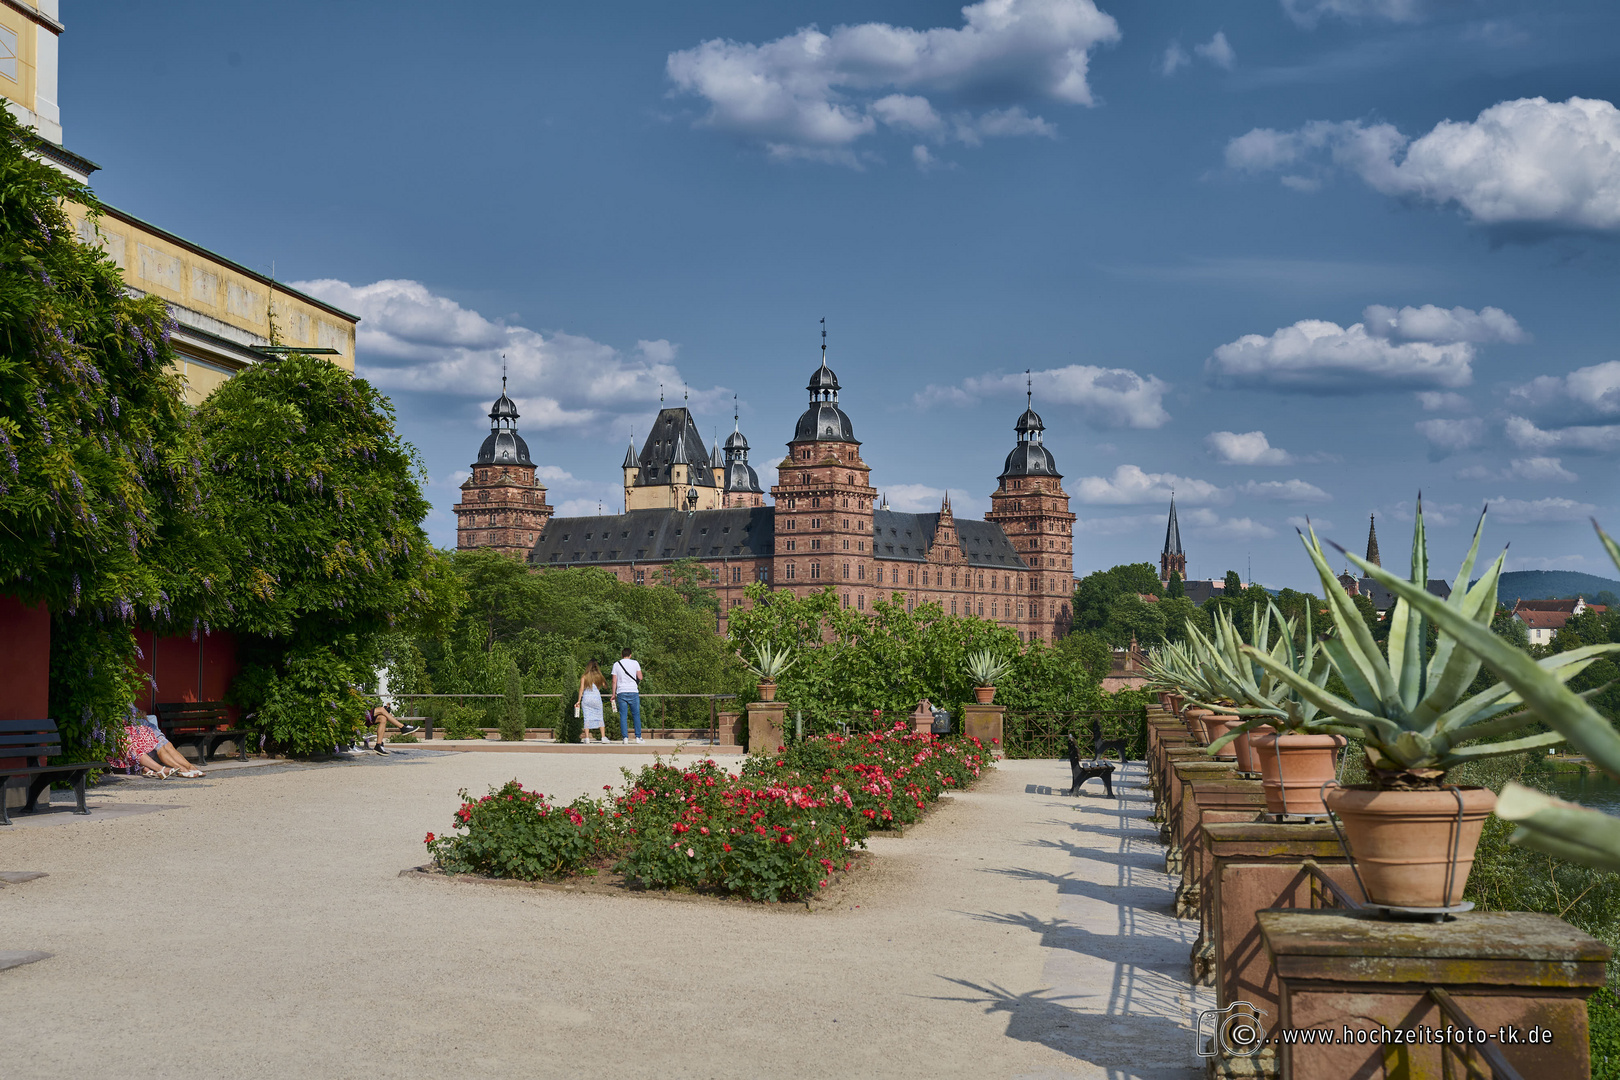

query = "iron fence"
(1000, 709), (1146, 760)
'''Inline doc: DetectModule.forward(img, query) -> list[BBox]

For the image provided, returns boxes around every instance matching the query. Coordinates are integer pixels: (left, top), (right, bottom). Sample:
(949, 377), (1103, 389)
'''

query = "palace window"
(950, 571), (957, 587)
(785, 540), (795, 552)
(810, 562), (820, 580)
(730, 567), (742, 583)
(847, 475), (854, 485)
(857, 541), (864, 552)
(810, 539), (821, 551)
(813, 497), (821, 508)
(857, 594), (865, 611)
(977, 601), (983, 616)
(479, 491), (489, 502)
(711, 569), (720, 583)
(978, 573), (984, 589)
(756, 567), (770, 582)
(811, 518), (821, 529)
(857, 564), (865, 580)
(991, 600), (997, 618)
(907, 597), (914, 612)
(951, 599), (957, 614)
(842, 594), (850, 608)
(786, 564), (796, 581)
(842, 539), (849, 550)
(906, 568), (915, 585)
(635, 570), (645, 585)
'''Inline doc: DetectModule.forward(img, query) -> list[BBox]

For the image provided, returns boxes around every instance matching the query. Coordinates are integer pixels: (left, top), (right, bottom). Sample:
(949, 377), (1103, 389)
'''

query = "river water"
(1550, 769), (1620, 815)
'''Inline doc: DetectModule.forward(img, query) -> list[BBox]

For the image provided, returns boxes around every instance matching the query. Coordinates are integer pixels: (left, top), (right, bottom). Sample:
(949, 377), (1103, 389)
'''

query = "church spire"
(1366, 513), (1381, 568)
(1160, 491), (1186, 583)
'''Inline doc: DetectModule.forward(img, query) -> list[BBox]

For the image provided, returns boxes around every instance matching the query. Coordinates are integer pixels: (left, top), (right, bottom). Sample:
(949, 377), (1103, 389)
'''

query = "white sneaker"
(623, 737), (630, 744)
(636, 737), (644, 744)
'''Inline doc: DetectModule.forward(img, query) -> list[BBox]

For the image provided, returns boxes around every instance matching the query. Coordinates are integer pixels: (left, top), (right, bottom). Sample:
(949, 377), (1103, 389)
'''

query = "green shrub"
(427, 781), (606, 880)
(1592, 989), (1620, 1080)
(499, 657), (525, 741)
(439, 702), (486, 741)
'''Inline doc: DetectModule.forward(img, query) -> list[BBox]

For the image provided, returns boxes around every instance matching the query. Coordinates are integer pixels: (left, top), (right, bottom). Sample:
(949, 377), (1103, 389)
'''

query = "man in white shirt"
(611, 647), (644, 744)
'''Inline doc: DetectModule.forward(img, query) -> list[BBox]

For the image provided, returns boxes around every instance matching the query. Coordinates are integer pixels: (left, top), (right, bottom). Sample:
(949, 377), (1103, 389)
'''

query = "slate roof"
(529, 507), (773, 566)
(1358, 576), (1452, 613)
(869, 510), (1028, 569)
(1515, 609), (1573, 631)
(633, 408), (716, 488)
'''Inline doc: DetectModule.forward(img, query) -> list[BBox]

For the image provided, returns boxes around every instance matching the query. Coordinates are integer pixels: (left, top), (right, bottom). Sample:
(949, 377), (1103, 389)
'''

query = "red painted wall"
(0, 594), (50, 721)
(141, 630), (240, 718)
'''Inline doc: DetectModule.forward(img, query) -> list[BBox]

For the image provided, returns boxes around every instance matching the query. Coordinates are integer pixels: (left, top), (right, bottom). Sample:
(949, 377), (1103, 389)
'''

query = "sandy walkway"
(0, 749), (1204, 1079)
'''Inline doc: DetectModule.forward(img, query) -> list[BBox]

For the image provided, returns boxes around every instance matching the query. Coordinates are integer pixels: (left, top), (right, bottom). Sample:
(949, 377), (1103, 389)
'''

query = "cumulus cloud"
(1075, 512), (1162, 536)
(1225, 97), (1620, 233)
(1075, 465), (1225, 505)
(1183, 507), (1277, 540)
(1160, 42), (1188, 77)
(1456, 457), (1578, 483)
(1235, 479), (1332, 503)
(883, 483), (983, 517)
(665, 0), (1120, 164)
(291, 279), (725, 430)
(1505, 416), (1620, 455)
(1416, 391), (1473, 413)
(1506, 360), (1620, 427)
(1281, 0), (1423, 27)
(1483, 496), (1600, 524)
(916, 364), (1171, 429)
(1206, 302), (1524, 394)
(1206, 429), (1292, 465)
(1195, 31), (1236, 70)
(1415, 417), (1487, 457)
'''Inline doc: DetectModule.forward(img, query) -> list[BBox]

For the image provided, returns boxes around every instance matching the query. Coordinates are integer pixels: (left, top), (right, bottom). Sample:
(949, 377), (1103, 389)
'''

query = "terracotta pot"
(973, 685), (996, 705)
(757, 681), (777, 702)
(1251, 731), (1346, 816)
(1169, 693), (1183, 715)
(1324, 785), (1495, 908)
(1204, 714), (1240, 761)
(1184, 707), (1212, 743)
(1233, 728), (1258, 773)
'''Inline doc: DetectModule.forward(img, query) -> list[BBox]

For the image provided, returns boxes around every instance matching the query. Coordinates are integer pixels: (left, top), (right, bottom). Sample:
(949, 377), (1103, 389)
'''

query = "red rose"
(423, 832), (435, 844)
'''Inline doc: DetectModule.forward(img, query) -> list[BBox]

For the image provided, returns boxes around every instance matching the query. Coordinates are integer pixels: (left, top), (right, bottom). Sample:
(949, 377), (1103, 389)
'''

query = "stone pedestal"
(1259, 909), (1609, 1080)
(747, 703), (787, 755)
(1157, 745), (1210, 828)
(1180, 779), (1266, 934)
(1166, 760), (1236, 872)
(960, 703), (1004, 753)
(717, 711), (741, 746)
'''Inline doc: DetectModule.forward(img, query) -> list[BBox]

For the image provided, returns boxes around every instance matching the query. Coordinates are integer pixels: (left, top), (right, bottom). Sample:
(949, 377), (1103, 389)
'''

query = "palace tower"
(453, 379), (553, 556)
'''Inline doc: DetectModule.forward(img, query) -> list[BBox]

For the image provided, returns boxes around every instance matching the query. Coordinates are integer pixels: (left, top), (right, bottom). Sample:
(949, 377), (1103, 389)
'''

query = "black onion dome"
(476, 429), (532, 466)
(724, 427), (750, 452)
(489, 391), (520, 422)
(794, 401), (856, 441)
(999, 441), (1059, 480)
(807, 362), (840, 393)
(1015, 406), (1045, 434)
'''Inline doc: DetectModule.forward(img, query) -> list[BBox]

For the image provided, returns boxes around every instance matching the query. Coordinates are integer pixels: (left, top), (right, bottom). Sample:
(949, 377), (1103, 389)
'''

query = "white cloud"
(665, 0), (1120, 163)
(1281, 0), (1423, 27)
(291, 279), (728, 432)
(912, 144), (940, 170)
(1457, 457), (1577, 484)
(1415, 417), (1486, 456)
(883, 483), (983, 517)
(1226, 97), (1620, 233)
(1074, 465), (1226, 505)
(1206, 429), (1292, 465)
(1160, 42), (1188, 77)
(1505, 416), (1620, 455)
(1183, 507), (1276, 540)
(1484, 496), (1600, 524)
(917, 364), (1171, 429)
(1384, 499), (1467, 527)
(1363, 304), (1526, 345)
(1195, 31), (1236, 70)
(1075, 512), (1161, 536)
(1506, 360), (1620, 426)
(1235, 479), (1332, 503)
(1287, 515), (1334, 532)
(1416, 391), (1473, 413)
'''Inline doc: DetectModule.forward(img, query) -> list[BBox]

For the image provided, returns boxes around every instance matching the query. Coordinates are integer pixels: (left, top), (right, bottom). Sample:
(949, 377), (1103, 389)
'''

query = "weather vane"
(1026, 368), (1032, 407)
(820, 317), (826, 361)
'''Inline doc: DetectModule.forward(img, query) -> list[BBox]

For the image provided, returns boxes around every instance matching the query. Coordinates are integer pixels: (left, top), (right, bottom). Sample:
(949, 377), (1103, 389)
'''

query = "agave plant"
(1145, 639), (1223, 705)
(964, 648), (1012, 686)
(1244, 502), (1599, 786)
(1189, 603), (1332, 750)
(1353, 520), (1620, 868)
(744, 641), (797, 681)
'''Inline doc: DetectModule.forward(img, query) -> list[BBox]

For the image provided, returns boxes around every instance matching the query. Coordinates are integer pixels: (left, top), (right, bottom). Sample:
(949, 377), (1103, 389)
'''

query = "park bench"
(155, 701), (248, 763)
(0, 718), (101, 826)
(1066, 733), (1115, 798)
(1090, 718), (1130, 763)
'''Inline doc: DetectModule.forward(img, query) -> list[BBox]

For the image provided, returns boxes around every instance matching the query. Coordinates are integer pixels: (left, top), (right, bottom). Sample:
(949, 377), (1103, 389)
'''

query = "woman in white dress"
(578, 661), (610, 743)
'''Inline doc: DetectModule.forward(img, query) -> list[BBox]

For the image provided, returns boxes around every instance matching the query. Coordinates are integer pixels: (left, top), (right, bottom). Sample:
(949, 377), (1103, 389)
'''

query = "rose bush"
(425, 727), (990, 901)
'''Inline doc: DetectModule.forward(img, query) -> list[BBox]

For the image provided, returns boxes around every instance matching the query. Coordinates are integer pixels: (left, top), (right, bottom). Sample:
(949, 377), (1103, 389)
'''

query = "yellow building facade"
(1, 1), (357, 404)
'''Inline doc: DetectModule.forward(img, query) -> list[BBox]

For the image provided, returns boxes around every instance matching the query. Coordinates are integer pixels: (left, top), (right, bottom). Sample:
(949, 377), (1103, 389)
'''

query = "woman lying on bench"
(111, 715), (204, 779)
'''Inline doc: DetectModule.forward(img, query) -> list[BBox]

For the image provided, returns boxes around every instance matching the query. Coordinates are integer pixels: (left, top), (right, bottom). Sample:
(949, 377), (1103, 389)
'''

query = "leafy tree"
(1223, 570), (1243, 596)
(1156, 595), (1206, 644)
(1072, 562), (1162, 631)
(1101, 592), (1166, 647)
(201, 354), (457, 753)
(1053, 629), (1111, 681)
(0, 107), (226, 755)
(1166, 571), (1184, 599)
(661, 557), (719, 616)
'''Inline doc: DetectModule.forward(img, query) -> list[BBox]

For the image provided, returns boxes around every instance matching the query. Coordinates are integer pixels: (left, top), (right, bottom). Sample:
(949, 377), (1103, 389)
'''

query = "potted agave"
(1362, 521), (1620, 875)
(744, 642), (796, 702)
(1188, 604), (1344, 812)
(1249, 503), (1601, 909)
(965, 649), (1012, 704)
(1145, 640), (1216, 742)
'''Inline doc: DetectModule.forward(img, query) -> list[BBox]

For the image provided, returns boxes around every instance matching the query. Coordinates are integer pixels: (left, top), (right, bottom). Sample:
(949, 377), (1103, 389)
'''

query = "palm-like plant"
(1189, 603), (1331, 748)
(1244, 503), (1596, 785)
(964, 648), (1012, 686)
(1352, 520), (1620, 868)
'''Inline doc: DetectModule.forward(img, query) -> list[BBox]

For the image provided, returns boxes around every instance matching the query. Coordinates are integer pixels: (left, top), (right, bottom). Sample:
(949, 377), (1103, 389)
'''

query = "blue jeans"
(617, 693), (641, 738)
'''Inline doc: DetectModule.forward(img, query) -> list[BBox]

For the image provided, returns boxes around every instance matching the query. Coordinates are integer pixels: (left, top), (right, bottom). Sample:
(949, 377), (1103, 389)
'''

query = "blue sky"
(65, 0), (1620, 590)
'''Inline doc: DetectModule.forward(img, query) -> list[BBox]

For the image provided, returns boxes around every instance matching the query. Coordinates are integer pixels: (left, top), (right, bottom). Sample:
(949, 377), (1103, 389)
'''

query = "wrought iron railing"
(999, 709), (1145, 760)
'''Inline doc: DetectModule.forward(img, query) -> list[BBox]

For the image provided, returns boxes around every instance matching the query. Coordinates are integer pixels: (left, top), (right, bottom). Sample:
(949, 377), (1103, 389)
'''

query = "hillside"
(1494, 570), (1620, 605)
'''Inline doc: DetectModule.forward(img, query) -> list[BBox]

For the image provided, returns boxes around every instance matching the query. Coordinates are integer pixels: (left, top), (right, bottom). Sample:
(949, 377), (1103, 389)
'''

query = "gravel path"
(0, 750), (1204, 1079)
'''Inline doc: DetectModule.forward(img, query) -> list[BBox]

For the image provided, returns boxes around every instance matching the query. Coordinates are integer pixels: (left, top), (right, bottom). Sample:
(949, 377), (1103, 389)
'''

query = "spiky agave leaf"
(1495, 782), (1620, 874)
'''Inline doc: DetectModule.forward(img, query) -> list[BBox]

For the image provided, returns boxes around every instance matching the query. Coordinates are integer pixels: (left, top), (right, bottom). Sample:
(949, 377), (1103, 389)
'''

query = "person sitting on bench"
(111, 715), (203, 779)
(366, 703), (418, 755)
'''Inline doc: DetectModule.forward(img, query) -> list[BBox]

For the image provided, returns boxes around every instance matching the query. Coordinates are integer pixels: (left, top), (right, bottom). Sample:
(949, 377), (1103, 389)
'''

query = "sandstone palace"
(454, 342), (1076, 642)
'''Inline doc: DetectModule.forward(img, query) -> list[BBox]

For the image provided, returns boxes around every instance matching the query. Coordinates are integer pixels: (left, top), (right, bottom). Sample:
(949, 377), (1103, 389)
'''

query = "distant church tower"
(1160, 493), (1186, 584)
(454, 377), (553, 556)
(1365, 513), (1381, 567)
(985, 376), (1075, 641)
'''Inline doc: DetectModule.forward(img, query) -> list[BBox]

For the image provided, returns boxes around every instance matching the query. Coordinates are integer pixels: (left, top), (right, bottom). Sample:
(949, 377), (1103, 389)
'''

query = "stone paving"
(0, 748), (1206, 1079)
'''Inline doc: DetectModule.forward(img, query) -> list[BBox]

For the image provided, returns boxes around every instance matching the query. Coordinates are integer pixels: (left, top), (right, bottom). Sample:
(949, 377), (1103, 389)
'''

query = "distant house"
(1512, 598), (1607, 646)
(1335, 514), (1449, 616)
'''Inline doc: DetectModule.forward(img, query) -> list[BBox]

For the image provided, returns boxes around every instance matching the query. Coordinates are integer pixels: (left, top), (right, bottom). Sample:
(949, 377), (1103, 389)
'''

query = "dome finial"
(1026, 368), (1032, 409)
(733, 393), (739, 432)
(821, 316), (827, 365)
(502, 354), (507, 395)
